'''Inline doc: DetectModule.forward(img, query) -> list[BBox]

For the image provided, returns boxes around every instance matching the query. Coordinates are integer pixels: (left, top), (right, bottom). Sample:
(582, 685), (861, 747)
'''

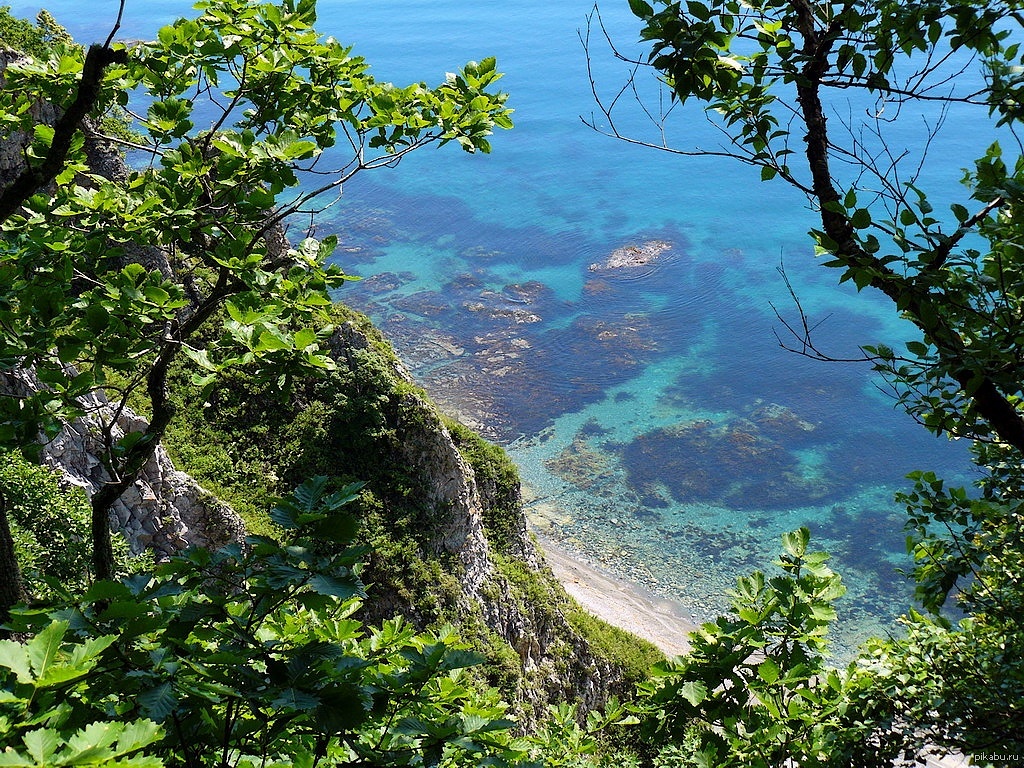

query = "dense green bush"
(0, 7), (71, 59)
(0, 451), (138, 599)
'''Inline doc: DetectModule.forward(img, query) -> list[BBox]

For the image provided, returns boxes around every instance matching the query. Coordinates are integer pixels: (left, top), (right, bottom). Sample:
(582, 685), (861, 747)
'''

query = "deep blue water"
(16, 0), (999, 653)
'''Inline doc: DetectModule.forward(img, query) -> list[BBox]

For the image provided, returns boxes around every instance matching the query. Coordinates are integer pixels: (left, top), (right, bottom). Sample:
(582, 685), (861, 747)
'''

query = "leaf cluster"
(0, 478), (563, 767)
(631, 528), (856, 767)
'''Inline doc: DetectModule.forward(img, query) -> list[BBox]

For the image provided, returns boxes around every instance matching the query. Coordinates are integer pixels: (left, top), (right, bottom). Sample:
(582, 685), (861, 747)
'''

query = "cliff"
(1, 305), (645, 716)
(160, 307), (651, 718)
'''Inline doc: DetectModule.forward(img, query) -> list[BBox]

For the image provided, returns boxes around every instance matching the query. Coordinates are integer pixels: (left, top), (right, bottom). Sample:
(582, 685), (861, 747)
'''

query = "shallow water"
(19, 0), (991, 656)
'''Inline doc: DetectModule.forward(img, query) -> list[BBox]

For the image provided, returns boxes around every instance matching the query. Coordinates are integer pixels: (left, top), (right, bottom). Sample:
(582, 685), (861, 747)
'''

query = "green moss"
(161, 305), (469, 626)
(566, 610), (664, 686)
(479, 628), (525, 692)
(493, 554), (561, 616)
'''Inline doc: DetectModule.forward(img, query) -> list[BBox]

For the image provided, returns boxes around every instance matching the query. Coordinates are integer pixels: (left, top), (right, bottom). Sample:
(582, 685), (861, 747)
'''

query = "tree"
(591, 0), (1024, 448)
(0, 0), (512, 581)
(585, 0), (1024, 755)
(0, 489), (24, 635)
(634, 528), (852, 767)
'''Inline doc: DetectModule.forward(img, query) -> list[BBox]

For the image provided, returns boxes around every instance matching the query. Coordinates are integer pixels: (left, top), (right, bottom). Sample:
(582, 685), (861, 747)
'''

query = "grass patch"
(566, 610), (664, 686)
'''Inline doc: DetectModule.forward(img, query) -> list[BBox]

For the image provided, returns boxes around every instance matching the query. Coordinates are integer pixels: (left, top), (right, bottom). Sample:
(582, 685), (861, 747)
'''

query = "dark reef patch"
(618, 417), (841, 510)
(578, 418), (610, 438)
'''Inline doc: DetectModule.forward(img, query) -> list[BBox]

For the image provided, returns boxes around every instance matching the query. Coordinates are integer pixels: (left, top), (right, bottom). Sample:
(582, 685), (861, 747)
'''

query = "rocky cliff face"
(324, 317), (631, 717)
(1, 317), (629, 717)
(0, 369), (246, 556)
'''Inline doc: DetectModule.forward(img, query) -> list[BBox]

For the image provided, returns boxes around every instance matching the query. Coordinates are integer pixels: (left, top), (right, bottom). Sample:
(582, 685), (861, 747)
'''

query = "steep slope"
(0, 35), (658, 721)
(162, 306), (659, 717)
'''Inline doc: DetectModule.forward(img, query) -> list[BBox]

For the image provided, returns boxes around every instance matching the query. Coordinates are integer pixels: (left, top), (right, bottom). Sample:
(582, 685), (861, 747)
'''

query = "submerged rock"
(747, 402), (818, 443)
(545, 434), (615, 492)
(588, 240), (673, 271)
(619, 417), (838, 510)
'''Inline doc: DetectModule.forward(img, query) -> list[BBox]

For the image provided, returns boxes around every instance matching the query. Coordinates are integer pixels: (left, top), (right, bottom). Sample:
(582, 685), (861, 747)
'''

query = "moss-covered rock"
(162, 302), (647, 719)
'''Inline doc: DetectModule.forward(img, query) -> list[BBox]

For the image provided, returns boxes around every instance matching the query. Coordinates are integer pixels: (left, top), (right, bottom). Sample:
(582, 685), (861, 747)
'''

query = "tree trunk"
(790, 0), (1024, 453)
(0, 44), (126, 221)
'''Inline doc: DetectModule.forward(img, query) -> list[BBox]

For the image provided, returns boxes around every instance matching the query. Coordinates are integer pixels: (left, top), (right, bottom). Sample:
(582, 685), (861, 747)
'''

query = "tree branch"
(790, 0), (1024, 452)
(0, 43), (127, 222)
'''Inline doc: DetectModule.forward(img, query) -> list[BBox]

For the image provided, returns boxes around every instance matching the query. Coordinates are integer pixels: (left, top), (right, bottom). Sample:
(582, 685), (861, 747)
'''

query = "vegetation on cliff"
(161, 303), (653, 708)
(2, 0), (1024, 765)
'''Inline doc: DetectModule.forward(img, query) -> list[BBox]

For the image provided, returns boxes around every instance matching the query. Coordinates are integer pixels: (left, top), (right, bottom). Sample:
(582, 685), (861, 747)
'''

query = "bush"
(0, 478), (589, 767)
(0, 450), (137, 599)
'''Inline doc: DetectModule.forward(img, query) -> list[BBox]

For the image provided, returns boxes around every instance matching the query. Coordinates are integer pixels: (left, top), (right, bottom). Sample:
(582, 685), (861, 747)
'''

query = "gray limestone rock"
(0, 368), (245, 557)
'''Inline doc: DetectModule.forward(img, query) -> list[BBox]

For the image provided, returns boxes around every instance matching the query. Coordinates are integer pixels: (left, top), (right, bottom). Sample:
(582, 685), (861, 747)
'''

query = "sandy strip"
(537, 535), (699, 658)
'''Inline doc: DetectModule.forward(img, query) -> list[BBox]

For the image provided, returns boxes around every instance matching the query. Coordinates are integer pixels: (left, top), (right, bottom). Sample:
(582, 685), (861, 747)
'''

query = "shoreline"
(535, 533), (698, 657)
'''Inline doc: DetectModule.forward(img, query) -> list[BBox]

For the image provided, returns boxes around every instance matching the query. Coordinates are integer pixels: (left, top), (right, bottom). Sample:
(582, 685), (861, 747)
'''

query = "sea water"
(16, 0), (994, 655)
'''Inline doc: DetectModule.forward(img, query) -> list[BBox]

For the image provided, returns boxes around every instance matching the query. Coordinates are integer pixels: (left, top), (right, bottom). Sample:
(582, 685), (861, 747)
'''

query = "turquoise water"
(18, 0), (994, 654)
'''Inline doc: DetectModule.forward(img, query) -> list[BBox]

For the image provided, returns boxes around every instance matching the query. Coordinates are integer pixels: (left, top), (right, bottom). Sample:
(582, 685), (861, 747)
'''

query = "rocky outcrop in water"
(588, 240), (673, 271)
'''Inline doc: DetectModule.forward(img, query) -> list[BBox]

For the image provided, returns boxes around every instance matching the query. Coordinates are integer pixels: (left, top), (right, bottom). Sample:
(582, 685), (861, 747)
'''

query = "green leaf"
(686, 1), (712, 21)
(182, 345), (218, 372)
(255, 330), (290, 352)
(143, 285), (170, 305)
(22, 728), (59, 765)
(0, 640), (32, 683)
(905, 340), (930, 357)
(111, 719), (163, 757)
(758, 658), (780, 684)
(315, 682), (370, 732)
(309, 574), (360, 599)
(679, 680), (707, 706)
(781, 527), (810, 559)
(293, 328), (317, 349)
(282, 139), (318, 160)
(850, 207), (871, 229)
(26, 621), (67, 680)
(82, 580), (133, 603)
(271, 688), (320, 711)
(310, 513), (359, 544)
(85, 302), (109, 332)
(138, 682), (177, 721)
(628, 0), (654, 17)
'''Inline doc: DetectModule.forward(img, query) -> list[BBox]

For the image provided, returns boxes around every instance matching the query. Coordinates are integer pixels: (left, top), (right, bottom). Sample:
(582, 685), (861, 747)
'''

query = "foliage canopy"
(0, 0), (511, 579)
(586, 0), (1024, 759)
